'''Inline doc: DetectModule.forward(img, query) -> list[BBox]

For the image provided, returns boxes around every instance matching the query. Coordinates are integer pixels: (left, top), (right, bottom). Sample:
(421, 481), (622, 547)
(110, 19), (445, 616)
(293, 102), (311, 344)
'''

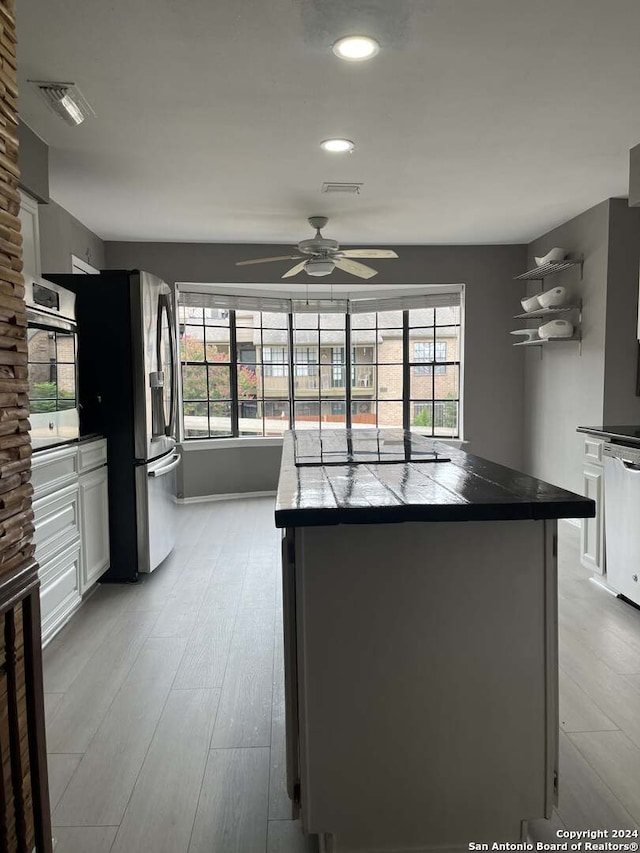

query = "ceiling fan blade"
(333, 258), (378, 279)
(235, 255), (300, 267)
(282, 261), (307, 279)
(339, 249), (399, 259)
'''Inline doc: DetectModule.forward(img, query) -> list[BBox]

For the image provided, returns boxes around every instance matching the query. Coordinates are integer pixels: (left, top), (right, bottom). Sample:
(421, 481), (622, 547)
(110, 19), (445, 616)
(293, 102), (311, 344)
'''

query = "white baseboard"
(177, 490), (277, 505)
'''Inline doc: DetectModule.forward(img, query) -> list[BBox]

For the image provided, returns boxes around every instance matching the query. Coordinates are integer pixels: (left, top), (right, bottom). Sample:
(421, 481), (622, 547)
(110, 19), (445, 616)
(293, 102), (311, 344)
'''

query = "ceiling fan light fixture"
(332, 35), (380, 61)
(320, 138), (355, 153)
(305, 259), (335, 277)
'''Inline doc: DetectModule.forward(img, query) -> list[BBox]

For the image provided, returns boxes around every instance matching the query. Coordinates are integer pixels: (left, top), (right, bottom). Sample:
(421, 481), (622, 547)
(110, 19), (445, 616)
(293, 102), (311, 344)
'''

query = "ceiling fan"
(235, 216), (398, 279)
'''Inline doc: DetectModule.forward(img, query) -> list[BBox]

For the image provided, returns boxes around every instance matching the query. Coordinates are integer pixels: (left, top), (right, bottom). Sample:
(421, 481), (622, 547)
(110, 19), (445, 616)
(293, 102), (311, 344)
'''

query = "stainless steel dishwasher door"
(136, 450), (181, 573)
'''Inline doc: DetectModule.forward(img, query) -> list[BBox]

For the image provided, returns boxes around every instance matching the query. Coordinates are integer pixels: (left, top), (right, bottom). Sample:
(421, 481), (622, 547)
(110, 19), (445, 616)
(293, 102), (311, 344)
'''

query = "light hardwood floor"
(43, 504), (640, 852)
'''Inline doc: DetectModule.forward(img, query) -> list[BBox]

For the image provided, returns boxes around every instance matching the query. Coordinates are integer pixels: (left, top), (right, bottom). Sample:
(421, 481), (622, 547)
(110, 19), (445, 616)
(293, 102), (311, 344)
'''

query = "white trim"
(178, 490), (276, 504)
(181, 437), (284, 451)
(561, 517), (581, 529)
(589, 575), (619, 596)
(71, 254), (99, 274)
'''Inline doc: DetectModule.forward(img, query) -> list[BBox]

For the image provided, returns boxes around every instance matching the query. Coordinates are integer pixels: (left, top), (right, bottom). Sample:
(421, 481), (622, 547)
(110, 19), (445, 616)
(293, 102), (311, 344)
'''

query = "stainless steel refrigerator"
(45, 270), (180, 581)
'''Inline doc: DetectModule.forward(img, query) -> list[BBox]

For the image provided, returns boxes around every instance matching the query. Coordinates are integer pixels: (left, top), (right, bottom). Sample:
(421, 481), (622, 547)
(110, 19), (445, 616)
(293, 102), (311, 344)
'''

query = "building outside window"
(178, 292), (462, 439)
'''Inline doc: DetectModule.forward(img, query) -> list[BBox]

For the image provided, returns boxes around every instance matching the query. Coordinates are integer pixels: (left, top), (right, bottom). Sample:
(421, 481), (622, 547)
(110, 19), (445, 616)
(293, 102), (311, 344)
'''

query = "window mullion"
(229, 310), (239, 437)
(345, 313), (352, 429)
(402, 310), (410, 430)
(288, 313), (295, 428)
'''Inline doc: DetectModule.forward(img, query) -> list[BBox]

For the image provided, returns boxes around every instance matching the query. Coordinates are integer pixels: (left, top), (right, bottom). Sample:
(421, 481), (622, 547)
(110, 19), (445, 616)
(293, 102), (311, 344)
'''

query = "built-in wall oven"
(26, 279), (79, 450)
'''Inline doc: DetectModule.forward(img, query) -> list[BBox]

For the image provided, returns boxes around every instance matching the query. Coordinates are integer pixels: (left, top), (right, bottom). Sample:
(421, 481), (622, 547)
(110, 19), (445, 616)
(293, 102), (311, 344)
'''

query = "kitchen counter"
(32, 433), (104, 454)
(276, 428), (594, 527)
(277, 429), (584, 853)
(577, 424), (640, 444)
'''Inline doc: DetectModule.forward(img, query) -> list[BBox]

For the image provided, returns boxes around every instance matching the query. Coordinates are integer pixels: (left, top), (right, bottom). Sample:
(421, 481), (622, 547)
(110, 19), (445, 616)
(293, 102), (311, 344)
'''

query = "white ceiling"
(15, 0), (640, 245)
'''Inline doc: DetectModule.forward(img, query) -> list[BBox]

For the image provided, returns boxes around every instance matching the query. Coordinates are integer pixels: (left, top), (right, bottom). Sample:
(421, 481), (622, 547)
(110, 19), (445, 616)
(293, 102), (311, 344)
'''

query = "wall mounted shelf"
(514, 259), (583, 281)
(513, 335), (582, 348)
(513, 305), (581, 320)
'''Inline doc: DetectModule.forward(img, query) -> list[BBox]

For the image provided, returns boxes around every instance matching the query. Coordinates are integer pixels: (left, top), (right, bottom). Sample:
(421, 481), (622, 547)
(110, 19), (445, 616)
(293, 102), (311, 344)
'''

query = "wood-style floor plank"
(111, 688), (221, 853)
(569, 730), (640, 823)
(556, 731), (637, 829)
(210, 604), (275, 748)
(46, 609), (159, 754)
(559, 667), (619, 734)
(172, 606), (238, 690)
(52, 826), (118, 853)
(52, 636), (187, 827)
(188, 747), (270, 853)
(47, 754), (82, 812)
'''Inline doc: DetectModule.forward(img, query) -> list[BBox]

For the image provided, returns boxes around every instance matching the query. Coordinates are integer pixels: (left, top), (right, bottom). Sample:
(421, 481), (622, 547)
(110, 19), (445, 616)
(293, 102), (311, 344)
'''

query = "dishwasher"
(603, 442), (640, 606)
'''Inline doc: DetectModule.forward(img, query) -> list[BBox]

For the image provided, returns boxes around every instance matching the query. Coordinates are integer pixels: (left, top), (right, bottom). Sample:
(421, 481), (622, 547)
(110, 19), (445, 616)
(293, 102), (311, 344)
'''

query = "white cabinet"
(33, 438), (110, 644)
(18, 189), (41, 284)
(580, 436), (606, 575)
(79, 465), (110, 592)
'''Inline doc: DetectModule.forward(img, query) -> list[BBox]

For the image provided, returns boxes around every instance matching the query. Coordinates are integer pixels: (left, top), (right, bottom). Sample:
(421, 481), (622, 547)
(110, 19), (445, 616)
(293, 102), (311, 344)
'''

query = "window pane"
(320, 313), (345, 329)
(56, 333), (75, 363)
(377, 401), (403, 429)
(204, 308), (230, 326)
(351, 342), (376, 363)
(205, 341), (231, 362)
(377, 364), (403, 398)
(352, 364), (375, 391)
(411, 401), (433, 432)
(182, 364), (207, 400)
(351, 400), (376, 426)
(436, 306), (460, 325)
(377, 310), (403, 329)
(236, 309), (258, 328)
(237, 364), (259, 399)
(181, 327), (204, 361)
(57, 364), (76, 400)
(208, 365), (231, 399)
(377, 330), (403, 363)
(294, 401), (320, 429)
(322, 400), (346, 427)
(262, 312), (288, 329)
(183, 401), (209, 437)
(294, 313), (318, 330)
(320, 331), (345, 349)
(264, 400), (290, 435)
(208, 401), (232, 436)
(434, 399), (459, 437)
(238, 400), (262, 436)
(409, 308), (435, 327)
(351, 312), (376, 329)
(182, 306), (203, 324)
(321, 363), (345, 392)
(434, 363), (459, 400)
(295, 367), (319, 393)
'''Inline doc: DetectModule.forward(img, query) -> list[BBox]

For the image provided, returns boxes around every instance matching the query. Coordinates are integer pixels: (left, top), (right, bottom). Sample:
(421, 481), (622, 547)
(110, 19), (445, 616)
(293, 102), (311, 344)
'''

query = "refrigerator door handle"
(148, 453), (181, 478)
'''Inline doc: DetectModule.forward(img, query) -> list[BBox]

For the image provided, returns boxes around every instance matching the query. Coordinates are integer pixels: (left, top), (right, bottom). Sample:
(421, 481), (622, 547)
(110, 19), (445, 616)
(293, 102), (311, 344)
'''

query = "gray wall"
(603, 199), (640, 422)
(524, 198), (640, 494)
(17, 121), (49, 202)
(106, 241), (528, 497)
(524, 201), (609, 493)
(39, 199), (105, 273)
(629, 143), (640, 208)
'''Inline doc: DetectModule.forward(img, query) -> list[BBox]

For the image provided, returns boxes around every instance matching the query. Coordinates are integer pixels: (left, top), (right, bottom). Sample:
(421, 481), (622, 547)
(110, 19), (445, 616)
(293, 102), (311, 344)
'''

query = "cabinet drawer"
(39, 541), (81, 645)
(583, 437), (604, 464)
(78, 438), (107, 474)
(33, 483), (80, 564)
(32, 444), (78, 497)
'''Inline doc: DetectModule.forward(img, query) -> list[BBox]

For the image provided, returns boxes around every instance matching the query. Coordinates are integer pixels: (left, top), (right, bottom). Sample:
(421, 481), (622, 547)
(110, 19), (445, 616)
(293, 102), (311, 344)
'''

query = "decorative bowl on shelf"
(510, 329), (539, 341)
(534, 247), (566, 267)
(538, 319), (573, 339)
(537, 286), (567, 309)
(521, 294), (542, 312)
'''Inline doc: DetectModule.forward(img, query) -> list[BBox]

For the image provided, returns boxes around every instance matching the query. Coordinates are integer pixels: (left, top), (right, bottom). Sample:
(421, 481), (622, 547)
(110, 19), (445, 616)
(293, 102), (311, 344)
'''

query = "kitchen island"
(275, 429), (594, 853)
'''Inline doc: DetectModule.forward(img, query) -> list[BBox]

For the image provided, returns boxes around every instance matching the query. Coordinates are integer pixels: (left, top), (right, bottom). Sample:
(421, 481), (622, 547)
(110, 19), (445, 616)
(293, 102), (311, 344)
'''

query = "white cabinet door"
(79, 466), (110, 592)
(581, 464), (605, 574)
(18, 189), (41, 283)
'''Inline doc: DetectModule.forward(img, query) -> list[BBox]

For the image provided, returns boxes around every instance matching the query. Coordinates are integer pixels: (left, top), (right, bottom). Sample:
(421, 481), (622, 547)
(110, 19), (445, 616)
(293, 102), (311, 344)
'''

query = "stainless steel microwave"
(26, 279), (79, 450)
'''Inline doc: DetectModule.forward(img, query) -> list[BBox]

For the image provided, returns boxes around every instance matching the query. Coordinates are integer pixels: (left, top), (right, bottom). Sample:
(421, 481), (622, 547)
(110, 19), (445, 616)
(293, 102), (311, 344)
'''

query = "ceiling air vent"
(321, 182), (363, 194)
(30, 81), (95, 126)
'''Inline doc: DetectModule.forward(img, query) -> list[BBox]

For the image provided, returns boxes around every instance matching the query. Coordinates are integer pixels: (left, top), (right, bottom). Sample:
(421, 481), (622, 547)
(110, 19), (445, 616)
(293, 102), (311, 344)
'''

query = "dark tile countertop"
(275, 428), (595, 527)
(577, 425), (640, 445)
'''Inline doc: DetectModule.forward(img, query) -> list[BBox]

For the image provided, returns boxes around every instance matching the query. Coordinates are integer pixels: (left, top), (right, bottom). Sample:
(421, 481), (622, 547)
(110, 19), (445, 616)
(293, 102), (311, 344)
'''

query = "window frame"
(179, 305), (462, 440)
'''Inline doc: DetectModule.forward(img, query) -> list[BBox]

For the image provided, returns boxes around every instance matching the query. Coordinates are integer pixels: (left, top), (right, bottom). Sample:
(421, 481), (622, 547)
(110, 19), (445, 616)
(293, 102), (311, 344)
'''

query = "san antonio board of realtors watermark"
(469, 830), (639, 852)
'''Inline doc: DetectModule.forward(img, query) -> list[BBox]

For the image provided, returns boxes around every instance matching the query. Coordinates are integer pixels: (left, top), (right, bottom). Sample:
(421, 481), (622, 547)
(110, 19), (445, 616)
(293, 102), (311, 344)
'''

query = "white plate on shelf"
(510, 329), (539, 341)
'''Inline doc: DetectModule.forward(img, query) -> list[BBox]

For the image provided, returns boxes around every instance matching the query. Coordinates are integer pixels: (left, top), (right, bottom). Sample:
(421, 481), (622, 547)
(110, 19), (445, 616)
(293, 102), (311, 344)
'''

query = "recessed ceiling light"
(332, 36), (380, 61)
(320, 138), (355, 153)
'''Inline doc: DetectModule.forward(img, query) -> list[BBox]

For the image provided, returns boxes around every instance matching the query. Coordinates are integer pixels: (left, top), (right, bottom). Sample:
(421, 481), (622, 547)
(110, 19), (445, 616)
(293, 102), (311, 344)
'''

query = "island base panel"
(284, 519), (558, 853)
